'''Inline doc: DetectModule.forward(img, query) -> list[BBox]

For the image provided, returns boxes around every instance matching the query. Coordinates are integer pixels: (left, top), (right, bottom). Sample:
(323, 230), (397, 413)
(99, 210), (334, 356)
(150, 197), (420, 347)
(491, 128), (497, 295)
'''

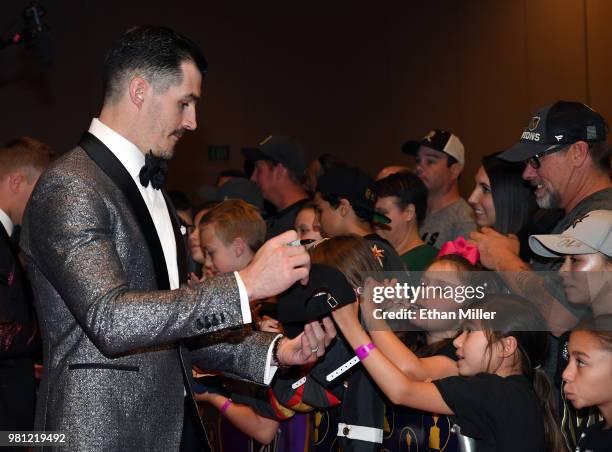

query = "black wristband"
(272, 335), (287, 368)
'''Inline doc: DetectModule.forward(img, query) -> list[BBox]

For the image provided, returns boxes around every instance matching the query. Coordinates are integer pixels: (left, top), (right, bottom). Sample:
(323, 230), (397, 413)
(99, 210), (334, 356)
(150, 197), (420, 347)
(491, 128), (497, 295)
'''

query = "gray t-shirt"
(420, 198), (477, 247)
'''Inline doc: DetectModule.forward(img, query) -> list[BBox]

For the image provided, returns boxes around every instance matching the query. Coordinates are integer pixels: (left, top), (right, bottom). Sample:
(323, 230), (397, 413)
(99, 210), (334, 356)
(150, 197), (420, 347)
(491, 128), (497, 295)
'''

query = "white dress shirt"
(88, 119), (278, 383)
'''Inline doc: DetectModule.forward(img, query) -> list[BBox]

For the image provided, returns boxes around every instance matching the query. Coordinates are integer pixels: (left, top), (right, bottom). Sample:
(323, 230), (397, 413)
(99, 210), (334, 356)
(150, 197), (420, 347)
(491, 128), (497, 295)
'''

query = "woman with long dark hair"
(468, 152), (561, 261)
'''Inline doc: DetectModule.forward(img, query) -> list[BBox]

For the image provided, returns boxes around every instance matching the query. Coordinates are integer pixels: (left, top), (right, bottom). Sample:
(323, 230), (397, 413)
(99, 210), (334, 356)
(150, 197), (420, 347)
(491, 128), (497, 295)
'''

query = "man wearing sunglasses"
(470, 101), (612, 338)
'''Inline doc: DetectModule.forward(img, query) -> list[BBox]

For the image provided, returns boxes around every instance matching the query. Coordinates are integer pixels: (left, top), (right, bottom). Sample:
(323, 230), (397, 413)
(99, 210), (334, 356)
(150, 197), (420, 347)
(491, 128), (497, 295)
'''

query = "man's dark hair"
(319, 192), (372, 223)
(262, 159), (307, 187)
(375, 172), (428, 226)
(102, 26), (208, 103)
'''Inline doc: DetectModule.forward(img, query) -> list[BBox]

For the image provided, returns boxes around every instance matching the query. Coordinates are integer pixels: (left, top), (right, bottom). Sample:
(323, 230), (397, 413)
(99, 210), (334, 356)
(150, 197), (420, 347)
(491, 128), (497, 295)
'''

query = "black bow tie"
(139, 151), (168, 190)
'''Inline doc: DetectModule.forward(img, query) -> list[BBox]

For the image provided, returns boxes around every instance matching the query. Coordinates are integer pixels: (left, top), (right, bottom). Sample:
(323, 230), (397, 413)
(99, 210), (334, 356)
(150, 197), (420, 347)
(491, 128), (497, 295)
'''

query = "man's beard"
(153, 130), (183, 160)
(154, 148), (174, 160)
(535, 183), (561, 209)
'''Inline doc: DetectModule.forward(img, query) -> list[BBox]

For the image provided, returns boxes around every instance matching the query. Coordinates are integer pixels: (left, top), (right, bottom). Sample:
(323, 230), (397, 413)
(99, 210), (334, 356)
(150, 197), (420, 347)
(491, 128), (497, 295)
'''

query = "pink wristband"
(220, 398), (233, 415)
(355, 342), (376, 360)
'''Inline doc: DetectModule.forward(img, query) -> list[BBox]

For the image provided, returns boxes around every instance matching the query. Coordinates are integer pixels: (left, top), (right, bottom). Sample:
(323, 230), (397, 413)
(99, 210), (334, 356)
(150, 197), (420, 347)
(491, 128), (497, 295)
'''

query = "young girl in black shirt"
(562, 328), (612, 452)
(332, 293), (564, 452)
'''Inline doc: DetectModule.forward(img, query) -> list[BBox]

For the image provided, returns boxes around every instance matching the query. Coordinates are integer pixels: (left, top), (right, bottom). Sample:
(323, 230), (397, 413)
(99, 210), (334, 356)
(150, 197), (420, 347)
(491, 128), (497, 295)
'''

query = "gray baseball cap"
(529, 210), (612, 258)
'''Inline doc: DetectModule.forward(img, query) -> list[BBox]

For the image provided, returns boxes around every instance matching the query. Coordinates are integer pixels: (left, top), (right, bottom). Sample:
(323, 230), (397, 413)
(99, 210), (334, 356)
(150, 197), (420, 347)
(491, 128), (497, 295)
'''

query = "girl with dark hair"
(562, 328), (612, 451)
(375, 172), (439, 270)
(373, 255), (484, 378)
(294, 202), (322, 248)
(332, 293), (565, 452)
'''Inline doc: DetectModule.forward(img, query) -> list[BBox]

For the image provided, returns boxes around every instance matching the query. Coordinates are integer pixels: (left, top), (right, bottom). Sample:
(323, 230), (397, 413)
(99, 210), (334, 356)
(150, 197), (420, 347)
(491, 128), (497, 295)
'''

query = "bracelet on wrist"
(272, 335), (289, 368)
(354, 342), (376, 361)
(220, 398), (233, 415)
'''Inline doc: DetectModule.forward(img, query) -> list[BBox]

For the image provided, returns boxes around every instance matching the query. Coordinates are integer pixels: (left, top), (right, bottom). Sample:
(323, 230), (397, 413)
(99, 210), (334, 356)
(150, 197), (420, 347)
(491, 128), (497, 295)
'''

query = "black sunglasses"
(527, 144), (571, 169)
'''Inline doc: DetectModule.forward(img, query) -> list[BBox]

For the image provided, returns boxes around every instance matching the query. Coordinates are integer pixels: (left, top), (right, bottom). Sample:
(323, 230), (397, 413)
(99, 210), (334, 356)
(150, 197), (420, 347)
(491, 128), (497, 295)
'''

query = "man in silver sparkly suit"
(19, 26), (335, 451)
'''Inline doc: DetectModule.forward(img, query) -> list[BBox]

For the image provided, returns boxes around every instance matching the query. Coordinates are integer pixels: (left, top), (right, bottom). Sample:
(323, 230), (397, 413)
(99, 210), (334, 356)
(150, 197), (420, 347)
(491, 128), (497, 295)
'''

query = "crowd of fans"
(2, 99), (612, 451)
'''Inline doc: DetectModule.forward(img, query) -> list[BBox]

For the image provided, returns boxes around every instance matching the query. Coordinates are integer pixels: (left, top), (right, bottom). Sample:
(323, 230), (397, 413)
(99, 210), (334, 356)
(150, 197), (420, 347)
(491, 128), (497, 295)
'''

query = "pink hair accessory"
(437, 236), (480, 265)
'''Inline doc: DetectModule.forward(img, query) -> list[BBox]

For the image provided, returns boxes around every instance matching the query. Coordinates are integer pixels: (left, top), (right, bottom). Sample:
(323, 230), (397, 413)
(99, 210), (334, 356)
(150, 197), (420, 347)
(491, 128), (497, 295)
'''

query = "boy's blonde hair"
(199, 199), (266, 252)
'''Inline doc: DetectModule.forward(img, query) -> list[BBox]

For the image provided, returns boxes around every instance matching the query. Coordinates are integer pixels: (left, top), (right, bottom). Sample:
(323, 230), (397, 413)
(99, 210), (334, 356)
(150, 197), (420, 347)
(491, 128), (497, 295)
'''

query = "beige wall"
(0, 0), (609, 201)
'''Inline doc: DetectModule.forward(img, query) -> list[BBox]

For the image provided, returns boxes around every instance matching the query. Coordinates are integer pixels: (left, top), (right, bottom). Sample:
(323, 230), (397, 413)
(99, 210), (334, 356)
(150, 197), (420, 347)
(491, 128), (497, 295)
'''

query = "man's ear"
(128, 77), (148, 109)
(402, 203), (416, 223)
(569, 141), (589, 168)
(449, 162), (463, 180)
(274, 163), (288, 181)
(338, 198), (351, 217)
(7, 172), (25, 194)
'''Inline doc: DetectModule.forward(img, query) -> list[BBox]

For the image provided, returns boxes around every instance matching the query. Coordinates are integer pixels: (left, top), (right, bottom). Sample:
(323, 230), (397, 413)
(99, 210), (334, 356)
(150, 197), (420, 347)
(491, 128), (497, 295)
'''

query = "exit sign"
(208, 145), (230, 161)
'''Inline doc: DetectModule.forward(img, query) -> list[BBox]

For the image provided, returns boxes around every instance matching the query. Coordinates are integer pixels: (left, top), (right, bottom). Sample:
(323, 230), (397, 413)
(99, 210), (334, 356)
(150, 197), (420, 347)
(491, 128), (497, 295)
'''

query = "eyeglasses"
(527, 144), (570, 169)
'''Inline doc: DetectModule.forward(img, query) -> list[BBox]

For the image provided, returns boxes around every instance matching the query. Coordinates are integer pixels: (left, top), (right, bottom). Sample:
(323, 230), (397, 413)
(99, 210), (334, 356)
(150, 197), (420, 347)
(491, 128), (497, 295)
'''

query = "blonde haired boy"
(199, 199), (266, 275)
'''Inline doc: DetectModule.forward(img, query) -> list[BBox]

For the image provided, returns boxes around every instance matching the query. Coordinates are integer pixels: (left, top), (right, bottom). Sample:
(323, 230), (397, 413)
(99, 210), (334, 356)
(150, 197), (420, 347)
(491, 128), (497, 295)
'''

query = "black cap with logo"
(242, 135), (308, 175)
(499, 101), (608, 162)
(316, 165), (390, 225)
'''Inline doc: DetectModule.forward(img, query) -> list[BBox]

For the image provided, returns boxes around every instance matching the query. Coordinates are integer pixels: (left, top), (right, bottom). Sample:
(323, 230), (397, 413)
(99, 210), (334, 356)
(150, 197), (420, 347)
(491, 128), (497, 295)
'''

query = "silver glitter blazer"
(20, 138), (276, 451)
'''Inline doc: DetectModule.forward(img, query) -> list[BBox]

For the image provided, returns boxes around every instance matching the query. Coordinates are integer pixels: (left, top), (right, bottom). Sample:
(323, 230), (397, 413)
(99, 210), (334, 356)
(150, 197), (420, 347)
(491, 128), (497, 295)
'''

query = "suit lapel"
(78, 132), (171, 290)
(163, 191), (188, 285)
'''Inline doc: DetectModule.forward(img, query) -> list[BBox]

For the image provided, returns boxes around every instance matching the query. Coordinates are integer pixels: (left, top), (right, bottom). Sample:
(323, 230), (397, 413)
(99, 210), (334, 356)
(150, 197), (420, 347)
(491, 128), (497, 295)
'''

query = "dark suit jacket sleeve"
(0, 241), (40, 359)
(21, 172), (247, 356)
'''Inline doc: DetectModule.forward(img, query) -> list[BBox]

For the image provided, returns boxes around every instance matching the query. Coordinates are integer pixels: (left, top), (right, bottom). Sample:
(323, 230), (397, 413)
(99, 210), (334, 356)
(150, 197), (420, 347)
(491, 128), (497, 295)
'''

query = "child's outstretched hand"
(187, 271), (206, 289)
(259, 316), (282, 333)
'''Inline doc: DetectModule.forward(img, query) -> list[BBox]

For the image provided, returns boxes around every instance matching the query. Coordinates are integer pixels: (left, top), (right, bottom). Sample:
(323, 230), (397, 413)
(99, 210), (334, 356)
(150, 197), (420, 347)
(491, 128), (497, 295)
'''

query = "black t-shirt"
(577, 421), (612, 452)
(433, 373), (546, 452)
(265, 198), (310, 240)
